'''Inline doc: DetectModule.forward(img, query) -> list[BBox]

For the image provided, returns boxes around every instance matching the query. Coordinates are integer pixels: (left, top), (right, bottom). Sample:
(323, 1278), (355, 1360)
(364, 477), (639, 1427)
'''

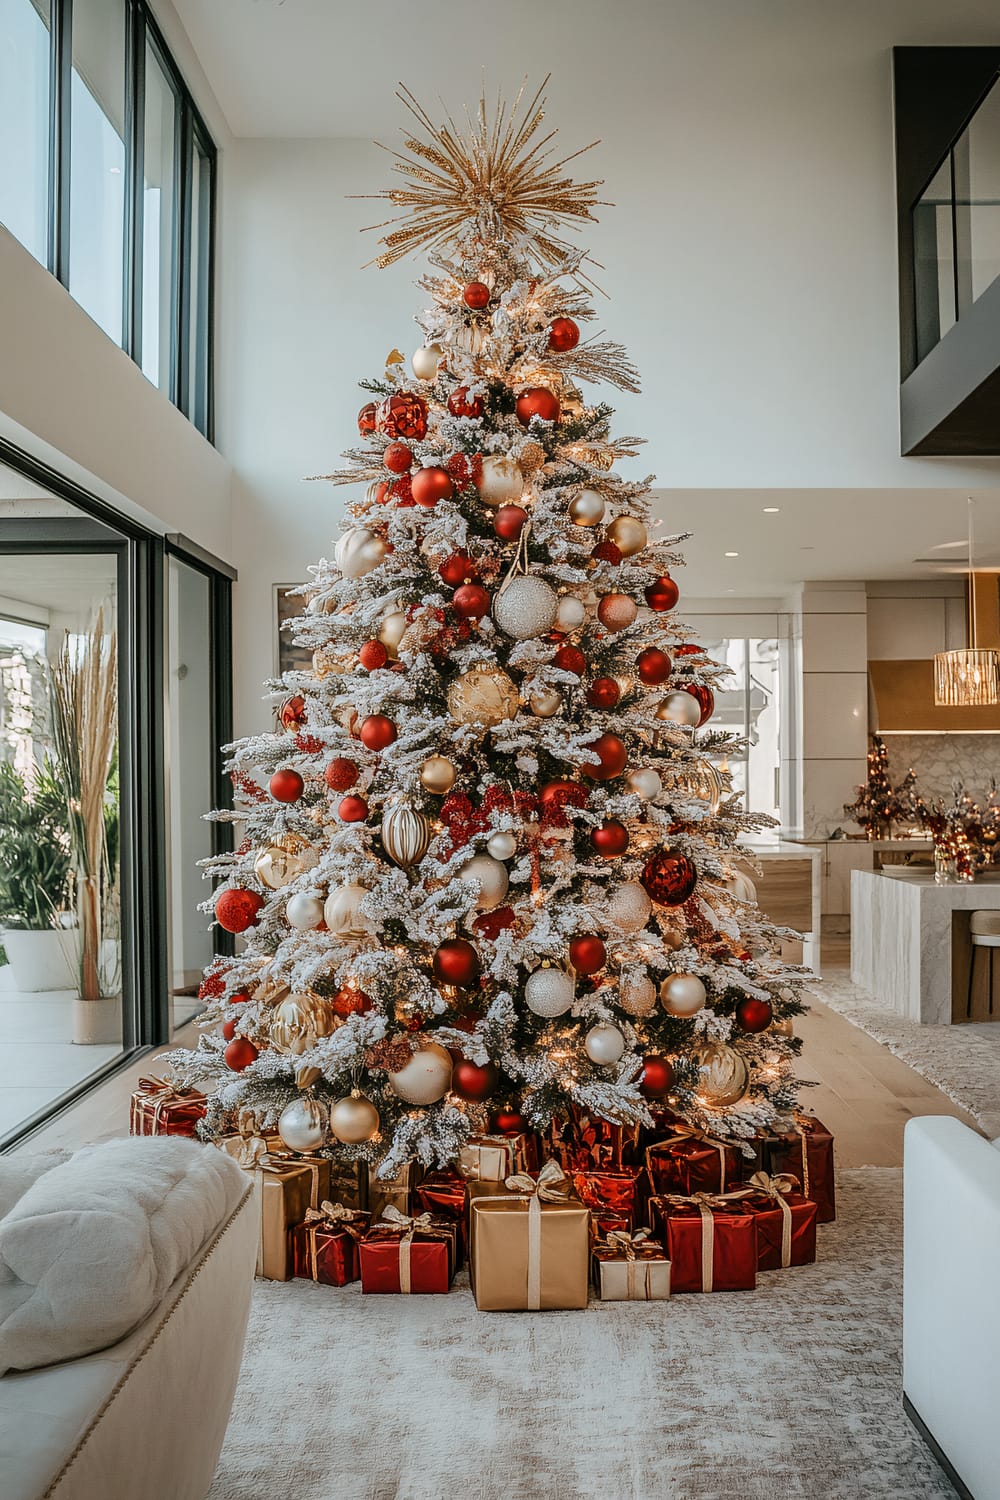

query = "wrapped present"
(359, 1208), (455, 1294)
(467, 1160), (590, 1311)
(293, 1201), (370, 1286)
(415, 1171), (468, 1261)
(570, 1163), (644, 1229)
(129, 1075), (207, 1138)
(761, 1114), (835, 1224)
(650, 1192), (757, 1293)
(368, 1159), (424, 1221)
(551, 1110), (642, 1172)
(327, 1159), (367, 1213)
(219, 1134), (331, 1280)
(742, 1172), (817, 1271)
(593, 1229), (671, 1301)
(645, 1125), (744, 1199)
(590, 1208), (633, 1246)
(458, 1133), (533, 1182)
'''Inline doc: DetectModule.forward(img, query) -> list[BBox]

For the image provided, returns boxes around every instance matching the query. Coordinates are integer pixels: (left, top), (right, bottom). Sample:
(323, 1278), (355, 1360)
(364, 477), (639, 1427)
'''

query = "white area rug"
(815, 972), (1000, 1138)
(209, 1169), (953, 1500)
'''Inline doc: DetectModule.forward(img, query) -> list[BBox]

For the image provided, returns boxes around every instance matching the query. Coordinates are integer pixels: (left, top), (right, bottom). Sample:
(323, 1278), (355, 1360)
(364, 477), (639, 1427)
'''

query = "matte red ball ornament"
(411, 466), (454, 508)
(645, 575), (679, 612)
(597, 593), (638, 632)
(463, 281), (491, 310)
(639, 1055), (675, 1099)
(641, 848), (698, 906)
(332, 985), (374, 1019)
(325, 757), (359, 792)
(452, 583), (490, 620)
(358, 401), (377, 435)
(358, 639), (388, 671)
(383, 441), (413, 474)
(447, 385), (484, 418)
(548, 317), (580, 352)
(684, 684), (715, 726)
(215, 887), (263, 933)
(224, 1036), (258, 1072)
(569, 934), (606, 974)
(493, 504), (529, 541)
(637, 648), (673, 686)
(516, 387), (561, 426)
(221, 1018), (237, 1042)
(590, 819), (629, 858)
(269, 768), (304, 804)
(278, 695), (307, 732)
(376, 391), (428, 441)
(439, 552), (476, 587)
(587, 677), (621, 710)
(492, 1108), (527, 1134)
(452, 1057), (498, 1102)
(433, 937), (481, 987)
(553, 643), (587, 677)
(359, 714), (397, 751)
(736, 997), (773, 1033)
(591, 540), (623, 565)
(338, 794), (368, 823)
(581, 732), (628, 781)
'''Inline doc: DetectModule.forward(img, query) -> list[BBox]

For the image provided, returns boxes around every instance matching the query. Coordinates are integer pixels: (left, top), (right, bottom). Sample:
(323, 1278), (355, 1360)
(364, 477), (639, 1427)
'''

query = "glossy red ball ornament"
(358, 401), (377, 435)
(463, 281), (491, 310)
(447, 385), (485, 418)
(473, 905), (516, 940)
(645, 574), (679, 612)
(358, 639), (389, 672)
(215, 887), (263, 933)
(538, 778), (588, 812)
(569, 934), (606, 974)
(636, 648), (673, 686)
(359, 714), (397, 751)
(516, 387), (561, 426)
(376, 391), (428, 441)
(492, 1108), (526, 1134)
(493, 504), (529, 541)
(452, 1057), (498, 1102)
(332, 985), (374, 1019)
(269, 768), (304, 803)
(224, 1036), (258, 1072)
(278, 695), (307, 732)
(553, 643), (587, 676)
(683, 684), (715, 726)
(325, 756), (359, 792)
(383, 441), (413, 474)
(581, 732), (628, 781)
(338, 794), (368, 823)
(587, 677), (621, 709)
(452, 583), (491, 620)
(221, 1018), (237, 1042)
(411, 466), (454, 508)
(639, 1055), (675, 1099)
(439, 551), (476, 587)
(641, 848), (698, 906)
(432, 937), (481, 987)
(591, 540), (623, 565)
(548, 317), (580, 352)
(590, 819), (629, 858)
(674, 643), (702, 658)
(736, 997), (773, 1033)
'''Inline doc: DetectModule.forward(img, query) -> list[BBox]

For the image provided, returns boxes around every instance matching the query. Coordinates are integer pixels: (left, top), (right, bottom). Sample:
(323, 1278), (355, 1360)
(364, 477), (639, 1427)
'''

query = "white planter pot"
(72, 993), (122, 1046)
(3, 928), (79, 993)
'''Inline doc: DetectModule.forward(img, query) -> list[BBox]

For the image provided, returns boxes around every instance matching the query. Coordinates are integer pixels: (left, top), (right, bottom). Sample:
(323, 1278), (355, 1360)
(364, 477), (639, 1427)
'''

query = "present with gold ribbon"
(292, 1201), (370, 1286)
(645, 1125), (744, 1199)
(467, 1159), (590, 1311)
(742, 1171), (817, 1271)
(129, 1075), (207, 1137)
(367, 1159), (425, 1221)
(592, 1229), (671, 1301)
(590, 1207), (633, 1247)
(458, 1132), (535, 1182)
(359, 1207), (456, 1294)
(649, 1190), (757, 1293)
(414, 1170), (468, 1261)
(218, 1132), (331, 1280)
(759, 1114), (835, 1224)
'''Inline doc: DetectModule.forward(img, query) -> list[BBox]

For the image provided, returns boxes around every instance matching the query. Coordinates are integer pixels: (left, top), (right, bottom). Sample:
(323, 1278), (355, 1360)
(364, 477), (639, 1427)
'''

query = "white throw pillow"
(0, 1151), (71, 1220)
(0, 1135), (247, 1374)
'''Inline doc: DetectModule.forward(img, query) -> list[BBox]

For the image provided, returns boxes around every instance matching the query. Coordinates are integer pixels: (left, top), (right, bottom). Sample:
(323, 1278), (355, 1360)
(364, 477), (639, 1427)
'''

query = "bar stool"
(967, 911), (1000, 1017)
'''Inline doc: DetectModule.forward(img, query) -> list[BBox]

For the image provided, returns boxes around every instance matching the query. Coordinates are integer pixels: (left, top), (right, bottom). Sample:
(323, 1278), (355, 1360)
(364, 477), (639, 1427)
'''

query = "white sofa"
(0, 1163), (256, 1500)
(903, 1115), (1000, 1500)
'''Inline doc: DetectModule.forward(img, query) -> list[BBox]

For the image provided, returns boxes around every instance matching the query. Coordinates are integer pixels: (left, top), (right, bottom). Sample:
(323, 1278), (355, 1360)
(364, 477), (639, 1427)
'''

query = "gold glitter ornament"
(447, 664), (519, 727)
(269, 992), (336, 1055)
(691, 1041), (750, 1107)
(518, 440), (547, 474)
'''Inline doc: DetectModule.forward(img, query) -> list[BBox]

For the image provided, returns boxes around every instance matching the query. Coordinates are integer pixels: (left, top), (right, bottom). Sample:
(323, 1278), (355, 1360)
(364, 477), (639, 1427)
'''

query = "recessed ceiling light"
(763, 506), (780, 513)
(724, 551), (739, 557)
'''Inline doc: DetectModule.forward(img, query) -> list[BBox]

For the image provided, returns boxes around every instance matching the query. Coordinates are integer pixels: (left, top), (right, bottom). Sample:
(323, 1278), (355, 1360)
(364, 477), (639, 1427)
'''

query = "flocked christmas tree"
(170, 81), (810, 1174)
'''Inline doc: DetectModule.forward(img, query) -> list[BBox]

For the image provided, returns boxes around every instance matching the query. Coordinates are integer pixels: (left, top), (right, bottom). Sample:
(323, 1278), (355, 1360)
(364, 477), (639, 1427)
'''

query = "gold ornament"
(598, 593), (638, 632)
(606, 514), (647, 557)
(378, 610), (408, 659)
(312, 646), (349, 679)
(671, 758), (725, 814)
(486, 830), (517, 860)
(659, 972), (707, 1017)
(493, 573), (559, 641)
(387, 1040), (453, 1105)
(529, 685), (562, 718)
(295, 1064), (322, 1089)
(476, 453), (524, 508)
(254, 839), (318, 891)
(656, 692), (701, 728)
(625, 767), (662, 802)
(691, 1041), (750, 1107)
(323, 882), (373, 940)
(330, 1092), (381, 1144)
(606, 880), (652, 933)
(335, 527), (387, 580)
(411, 343), (442, 380)
(662, 927), (686, 952)
(458, 853), (509, 912)
(568, 489), (605, 527)
(381, 799), (432, 868)
(269, 991), (336, 1055)
(447, 665), (519, 727)
(518, 440), (547, 473)
(277, 1095), (328, 1153)
(618, 970), (656, 1016)
(420, 754), (457, 794)
(770, 1017), (794, 1038)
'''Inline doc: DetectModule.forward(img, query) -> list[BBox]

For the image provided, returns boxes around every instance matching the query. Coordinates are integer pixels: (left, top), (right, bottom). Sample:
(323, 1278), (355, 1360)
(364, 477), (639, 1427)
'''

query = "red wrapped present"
(650, 1192), (757, 1292)
(551, 1109), (641, 1171)
(645, 1125), (744, 1199)
(129, 1075), (207, 1137)
(742, 1172), (817, 1271)
(415, 1171), (468, 1262)
(590, 1208), (633, 1246)
(761, 1114), (835, 1223)
(293, 1201), (370, 1286)
(570, 1164), (644, 1230)
(359, 1208), (456, 1294)
(592, 1230), (671, 1301)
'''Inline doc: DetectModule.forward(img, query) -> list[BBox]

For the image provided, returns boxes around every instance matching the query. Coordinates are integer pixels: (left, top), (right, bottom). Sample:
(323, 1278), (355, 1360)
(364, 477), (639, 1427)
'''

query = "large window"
(702, 637), (782, 825)
(0, 0), (215, 438)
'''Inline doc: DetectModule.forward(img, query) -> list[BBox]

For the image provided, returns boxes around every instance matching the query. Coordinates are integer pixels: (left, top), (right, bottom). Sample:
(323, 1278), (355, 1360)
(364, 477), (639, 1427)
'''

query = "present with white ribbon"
(467, 1160), (590, 1311)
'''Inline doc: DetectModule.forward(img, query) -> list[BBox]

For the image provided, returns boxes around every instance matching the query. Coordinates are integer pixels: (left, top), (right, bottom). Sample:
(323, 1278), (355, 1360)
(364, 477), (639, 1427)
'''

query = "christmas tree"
(171, 82), (809, 1176)
(844, 734), (920, 837)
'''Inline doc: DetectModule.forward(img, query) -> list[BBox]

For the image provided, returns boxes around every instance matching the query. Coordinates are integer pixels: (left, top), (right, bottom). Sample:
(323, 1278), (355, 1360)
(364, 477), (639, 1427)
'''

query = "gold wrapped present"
(458, 1133), (531, 1182)
(219, 1133), (331, 1280)
(468, 1160), (590, 1311)
(368, 1159), (425, 1221)
(593, 1229), (671, 1301)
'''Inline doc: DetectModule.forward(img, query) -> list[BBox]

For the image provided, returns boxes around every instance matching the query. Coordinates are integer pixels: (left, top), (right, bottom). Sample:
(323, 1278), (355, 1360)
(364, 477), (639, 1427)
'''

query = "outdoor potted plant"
(0, 757), (78, 992)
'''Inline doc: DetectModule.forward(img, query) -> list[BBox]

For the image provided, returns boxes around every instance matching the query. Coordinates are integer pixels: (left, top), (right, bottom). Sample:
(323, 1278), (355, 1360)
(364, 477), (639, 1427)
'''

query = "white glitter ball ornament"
(493, 575), (558, 640)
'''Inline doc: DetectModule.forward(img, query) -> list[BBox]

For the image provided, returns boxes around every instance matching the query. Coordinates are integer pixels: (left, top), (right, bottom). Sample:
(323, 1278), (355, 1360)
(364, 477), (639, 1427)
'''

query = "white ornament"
(378, 609), (407, 659)
(277, 1096), (328, 1153)
(585, 1022), (626, 1066)
(618, 970), (656, 1016)
(568, 489), (605, 526)
(323, 882), (373, 940)
(657, 692), (701, 728)
(388, 1041), (453, 1105)
(486, 831), (517, 861)
(529, 685), (562, 718)
(493, 574), (558, 640)
(554, 594), (586, 632)
(660, 972), (707, 1017)
(335, 527), (387, 580)
(285, 892), (325, 931)
(606, 880), (652, 933)
(625, 767), (662, 802)
(458, 854), (509, 912)
(525, 966), (575, 1018)
(411, 344), (442, 380)
(476, 453), (523, 508)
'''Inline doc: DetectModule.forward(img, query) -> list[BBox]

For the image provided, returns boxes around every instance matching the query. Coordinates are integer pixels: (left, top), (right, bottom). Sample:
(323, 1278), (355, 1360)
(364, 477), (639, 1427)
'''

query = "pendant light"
(933, 498), (1000, 707)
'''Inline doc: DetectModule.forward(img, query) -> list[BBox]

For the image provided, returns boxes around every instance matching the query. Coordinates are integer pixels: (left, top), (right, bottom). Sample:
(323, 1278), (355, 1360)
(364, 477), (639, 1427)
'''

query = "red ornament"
(214, 887), (263, 934)
(463, 281), (491, 310)
(597, 593), (638, 632)
(553, 643), (587, 676)
(229, 989), (251, 1005)
(641, 848), (698, 906)
(376, 391), (428, 441)
(371, 480), (391, 505)
(587, 677), (621, 709)
(198, 970), (229, 1001)
(473, 905), (516, 940)
(339, 794), (369, 823)
(224, 1037), (258, 1072)
(222, 1018), (237, 1042)
(433, 937), (481, 987)
(683, 684), (715, 726)
(452, 583), (491, 620)
(411, 466), (454, 507)
(438, 552), (476, 587)
(358, 640), (389, 672)
(447, 385), (485, 418)
(332, 985), (374, 1019)
(636, 648), (673, 686)
(569, 934), (606, 974)
(674, 643), (702, 658)
(325, 757), (359, 792)
(645, 575), (679, 612)
(581, 732), (628, 781)
(358, 401), (377, 435)
(548, 317), (580, 352)
(538, 778), (588, 812)
(269, 768), (304, 804)
(492, 1109), (526, 1134)
(639, 1055), (675, 1099)
(359, 714), (397, 751)
(736, 997), (773, 1033)
(591, 540), (623, 565)
(278, 695), (307, 732)
(516, 387), (561, 426)
(493, 504), (529, 541)
(383, 441), (413, 474)
(590, 819), (629, 858)
(452, 1057), (498, 1102)
(391, 474), (414, 508)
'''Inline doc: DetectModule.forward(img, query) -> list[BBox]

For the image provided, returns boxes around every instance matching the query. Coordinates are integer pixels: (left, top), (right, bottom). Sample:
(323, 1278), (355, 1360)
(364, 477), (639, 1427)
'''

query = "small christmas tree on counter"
(844, 734), (921, 838)
(169, 81), (810, 1179)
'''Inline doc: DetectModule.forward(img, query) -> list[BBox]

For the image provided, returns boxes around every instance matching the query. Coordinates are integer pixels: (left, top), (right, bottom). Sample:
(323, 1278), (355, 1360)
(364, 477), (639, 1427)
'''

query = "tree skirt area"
(815, 972), (1000, 1139)
(208, 1169), (952, 1500)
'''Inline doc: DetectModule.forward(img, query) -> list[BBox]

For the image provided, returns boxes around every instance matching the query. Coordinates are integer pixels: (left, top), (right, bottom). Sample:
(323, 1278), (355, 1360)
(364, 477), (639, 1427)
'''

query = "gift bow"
(503, 1159), (570, 1202)
(136, 1074), (196, 1100)
(305, 1201), (365, 1229)
(746, 1171), (798, 1268)
(602, 1228), (666, 1300)
(378, 1206), (442, 1295)
(605, 1228), (650, 1260)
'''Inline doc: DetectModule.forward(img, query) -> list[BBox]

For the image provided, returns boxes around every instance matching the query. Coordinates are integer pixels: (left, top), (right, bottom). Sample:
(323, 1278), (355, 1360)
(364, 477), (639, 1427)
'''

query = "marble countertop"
(875, 868), (1000, 885)
(737, 839), (821, 859)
